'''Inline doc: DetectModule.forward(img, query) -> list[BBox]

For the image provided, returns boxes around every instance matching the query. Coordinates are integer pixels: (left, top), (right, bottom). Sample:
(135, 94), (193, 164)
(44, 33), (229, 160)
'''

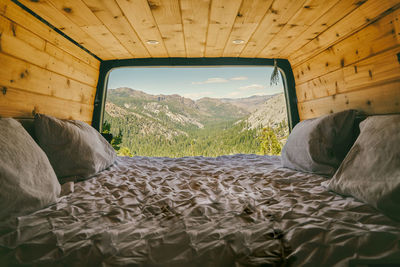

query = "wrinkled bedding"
(1, 154), (400, 266)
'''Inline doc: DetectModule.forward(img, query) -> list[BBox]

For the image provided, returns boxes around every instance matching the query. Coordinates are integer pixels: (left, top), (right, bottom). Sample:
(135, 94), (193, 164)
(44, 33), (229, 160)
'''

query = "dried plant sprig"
(270, 59), (279, 86)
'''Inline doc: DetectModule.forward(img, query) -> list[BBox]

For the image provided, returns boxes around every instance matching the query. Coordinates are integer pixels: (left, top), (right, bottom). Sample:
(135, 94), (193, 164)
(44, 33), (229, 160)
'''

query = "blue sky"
(107, 67), (284, 100)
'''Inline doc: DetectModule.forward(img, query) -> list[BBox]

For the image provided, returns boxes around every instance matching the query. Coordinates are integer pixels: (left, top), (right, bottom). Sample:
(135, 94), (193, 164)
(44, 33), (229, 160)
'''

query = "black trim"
(11, 0), (101, 61)
(91, 58), (299, 131)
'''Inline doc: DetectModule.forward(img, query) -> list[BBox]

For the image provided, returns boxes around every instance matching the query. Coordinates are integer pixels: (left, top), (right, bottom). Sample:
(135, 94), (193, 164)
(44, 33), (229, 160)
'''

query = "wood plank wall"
(290, 4), (400, 120)
(0, 0), (99, 123)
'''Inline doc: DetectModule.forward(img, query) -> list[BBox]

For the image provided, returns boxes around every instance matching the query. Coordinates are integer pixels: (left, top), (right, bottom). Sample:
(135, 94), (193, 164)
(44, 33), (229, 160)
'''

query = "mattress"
(1, 154), (399, 266)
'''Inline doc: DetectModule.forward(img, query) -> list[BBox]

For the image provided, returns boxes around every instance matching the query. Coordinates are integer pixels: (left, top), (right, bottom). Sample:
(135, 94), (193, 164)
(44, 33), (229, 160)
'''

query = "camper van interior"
(0, 0), (400, 265)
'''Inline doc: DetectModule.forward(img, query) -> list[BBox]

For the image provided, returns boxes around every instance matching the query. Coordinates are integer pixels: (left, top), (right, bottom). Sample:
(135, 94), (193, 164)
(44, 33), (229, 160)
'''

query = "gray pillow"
(0, 118), (60, 220)
(34, 114), (116, 180)
(326, 114), (400, 221)
(281, 110), (357, 176)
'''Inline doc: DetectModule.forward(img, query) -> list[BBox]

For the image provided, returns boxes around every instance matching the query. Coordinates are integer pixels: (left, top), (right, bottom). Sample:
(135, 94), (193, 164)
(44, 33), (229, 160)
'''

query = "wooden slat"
(81, 0), (149, 58)
(81, 24), (131, 58)
(180, 0), (210, 57)
(0, 52), (95, 105)
(0, 14), (98, 86)
(0, 0), (99, 67)
(44, 42), (98, 85)
(280, 0), (362, 59)
(18, 0), (113, 59)
(0, 13), (46, 51)
(293, 9), (399, 85)
(298, 80), (400, 120)
(223, 0), (273, 57)
(343, 47), (400, 91)
(116, 0), (168, 57)
(239, 0), (306, 58)
(258, 0), (340, 58)
(395, 9), (400, 43)
(48, 0), (101, 27)
(289, 0), (400, 67)
(296, 68), (345, 103)
(0, 86), (93, 122)
(47, 0), (130, 59)
(296, 47), (400, 103)
(204, 0), (241, 57)
(149, 0), (186, 57)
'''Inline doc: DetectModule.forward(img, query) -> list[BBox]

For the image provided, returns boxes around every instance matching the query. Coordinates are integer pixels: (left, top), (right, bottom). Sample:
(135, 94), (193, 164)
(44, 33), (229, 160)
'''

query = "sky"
(107, 66), (284, 100)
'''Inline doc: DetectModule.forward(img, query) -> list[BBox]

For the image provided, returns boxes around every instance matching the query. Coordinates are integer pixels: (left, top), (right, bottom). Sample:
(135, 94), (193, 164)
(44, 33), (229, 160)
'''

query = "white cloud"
(192, 77), (228, 85)
(238, 84), (265, 90)
(230, 76), (248, 81)
(183, 91), (213, 100)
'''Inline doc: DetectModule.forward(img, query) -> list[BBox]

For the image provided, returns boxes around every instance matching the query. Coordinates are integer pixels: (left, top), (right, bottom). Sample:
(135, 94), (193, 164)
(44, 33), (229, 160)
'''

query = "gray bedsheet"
(1, 155), (399, 266)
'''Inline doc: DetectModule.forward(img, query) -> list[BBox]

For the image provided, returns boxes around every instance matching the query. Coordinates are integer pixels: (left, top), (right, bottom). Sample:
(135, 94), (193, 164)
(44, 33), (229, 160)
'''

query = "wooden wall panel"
(18, 0), (114, 59)
(298, 81), (400, 119)
(0, 0), (99, 123)
(291, 7), (400, 121)
(289, 0), (400, 67)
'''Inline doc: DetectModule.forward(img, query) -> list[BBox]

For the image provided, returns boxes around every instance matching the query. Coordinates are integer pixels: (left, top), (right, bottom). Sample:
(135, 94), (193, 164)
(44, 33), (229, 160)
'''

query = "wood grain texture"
(18, 0), (114, 59)
(293, 8), (400, 121)
(0, 86), (93, 122)
(296, 47), (400, 103)
(150, 0), (186, 57)
(0, 0), (99, 67)
(0, 0), (99, 122)
(116, 0), (168, 57)
(289, 0), (400, 67)
(180, 0), (210, 57)
(298, 80), (400, 120)
(281, 0), (362, 59)
(258, 0), (340, 58)
(2, 0), (398, 63)
(47, 0), (131, 58)
(239, 0), (305, 58)
(82, 0), (149, 58)
(205, 0), (241, 57)
(0, 18), (97, 87)
(294, 9), (400, 85)
(223, 0), (275, 57)
(0, 52), (95, 105)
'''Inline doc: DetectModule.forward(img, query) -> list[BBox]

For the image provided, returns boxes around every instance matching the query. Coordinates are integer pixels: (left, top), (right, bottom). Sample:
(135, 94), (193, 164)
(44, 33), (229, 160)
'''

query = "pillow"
(326, 114), (400, 220)
(34, 114), (116, 180)
(0, 118), (60, 220)
(281, 109), (357, 176)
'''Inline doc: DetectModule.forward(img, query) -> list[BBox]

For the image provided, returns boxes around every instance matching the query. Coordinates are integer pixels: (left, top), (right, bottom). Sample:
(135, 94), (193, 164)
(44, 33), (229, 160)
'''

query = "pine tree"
(259, 126), (282, 155)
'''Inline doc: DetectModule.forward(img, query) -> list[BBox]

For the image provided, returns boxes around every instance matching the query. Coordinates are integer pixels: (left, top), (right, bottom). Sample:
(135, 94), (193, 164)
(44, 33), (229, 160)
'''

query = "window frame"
(92, 58), (299, 132)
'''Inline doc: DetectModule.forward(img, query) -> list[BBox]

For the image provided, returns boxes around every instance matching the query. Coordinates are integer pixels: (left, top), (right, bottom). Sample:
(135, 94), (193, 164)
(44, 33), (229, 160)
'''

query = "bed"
(1, 154), (400, 266)
(1, 111), (400, 266)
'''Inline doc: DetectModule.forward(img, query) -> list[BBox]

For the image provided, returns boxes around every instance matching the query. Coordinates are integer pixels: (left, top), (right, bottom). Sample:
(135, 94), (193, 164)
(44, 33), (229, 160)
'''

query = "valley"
(104, 87), (288, 157)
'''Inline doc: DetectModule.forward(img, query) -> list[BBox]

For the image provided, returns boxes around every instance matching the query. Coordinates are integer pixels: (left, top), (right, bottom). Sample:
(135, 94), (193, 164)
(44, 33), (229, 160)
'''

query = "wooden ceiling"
(16, 0), (388, 62)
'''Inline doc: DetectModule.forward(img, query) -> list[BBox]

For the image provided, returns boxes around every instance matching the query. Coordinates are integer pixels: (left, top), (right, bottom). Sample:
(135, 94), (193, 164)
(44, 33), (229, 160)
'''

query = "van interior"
(0, 0), (399, 265)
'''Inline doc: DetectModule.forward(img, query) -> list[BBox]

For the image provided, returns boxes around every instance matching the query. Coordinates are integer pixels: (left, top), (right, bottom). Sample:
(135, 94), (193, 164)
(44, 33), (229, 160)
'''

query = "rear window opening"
(103, 67), (289, 157)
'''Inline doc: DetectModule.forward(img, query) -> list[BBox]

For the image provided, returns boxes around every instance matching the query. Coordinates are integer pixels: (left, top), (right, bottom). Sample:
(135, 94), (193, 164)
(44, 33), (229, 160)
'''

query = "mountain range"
(104, 87), (288, 157)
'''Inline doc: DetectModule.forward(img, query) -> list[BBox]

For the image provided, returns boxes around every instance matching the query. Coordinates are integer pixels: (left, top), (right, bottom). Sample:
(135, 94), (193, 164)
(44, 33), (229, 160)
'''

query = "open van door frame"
(91, 58), (299, 132)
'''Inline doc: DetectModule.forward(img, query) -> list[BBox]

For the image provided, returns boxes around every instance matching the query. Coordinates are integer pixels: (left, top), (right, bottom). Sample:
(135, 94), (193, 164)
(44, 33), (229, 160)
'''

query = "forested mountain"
(104, 87), (288, 157)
